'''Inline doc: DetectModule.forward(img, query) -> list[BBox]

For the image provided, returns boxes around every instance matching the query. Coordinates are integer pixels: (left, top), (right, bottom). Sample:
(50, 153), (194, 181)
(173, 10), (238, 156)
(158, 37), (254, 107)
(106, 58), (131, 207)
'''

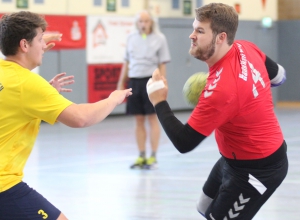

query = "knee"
(197, 191), (213, 217)
(57, 212), (68, 220)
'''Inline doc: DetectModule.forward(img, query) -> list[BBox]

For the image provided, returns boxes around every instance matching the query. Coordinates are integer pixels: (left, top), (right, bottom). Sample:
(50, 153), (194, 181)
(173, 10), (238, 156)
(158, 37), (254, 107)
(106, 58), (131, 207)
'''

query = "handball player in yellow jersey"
(0, 11), (132, 220)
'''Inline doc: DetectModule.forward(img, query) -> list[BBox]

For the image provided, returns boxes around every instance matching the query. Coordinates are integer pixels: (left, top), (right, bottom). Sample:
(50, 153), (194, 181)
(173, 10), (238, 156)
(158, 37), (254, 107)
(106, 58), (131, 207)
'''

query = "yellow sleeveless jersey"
(0, 59), (73, 192)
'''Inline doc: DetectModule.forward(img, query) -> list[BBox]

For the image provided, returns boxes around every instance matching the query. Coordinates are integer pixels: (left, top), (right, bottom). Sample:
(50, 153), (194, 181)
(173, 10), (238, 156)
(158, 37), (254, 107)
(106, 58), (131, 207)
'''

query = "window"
(107, 0), (116, 11)
(172, 0), (179, 9)
(16, 0), (28, 8)
(34, 0), (44, 3)
(94, 0), (102, 6)
(183, 0), (192, 15)
(122, 0), (129, 7)
(196, 0), (202, 8)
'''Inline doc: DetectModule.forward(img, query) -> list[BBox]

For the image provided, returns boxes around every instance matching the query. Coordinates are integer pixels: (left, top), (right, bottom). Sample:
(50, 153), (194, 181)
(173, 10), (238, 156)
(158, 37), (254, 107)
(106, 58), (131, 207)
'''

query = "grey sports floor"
(24, 107), (300, 219)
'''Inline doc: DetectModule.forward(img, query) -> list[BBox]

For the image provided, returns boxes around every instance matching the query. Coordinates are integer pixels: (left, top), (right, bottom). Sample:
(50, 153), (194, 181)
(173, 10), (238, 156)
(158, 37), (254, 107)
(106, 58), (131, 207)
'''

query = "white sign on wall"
(87, 16), (135, 64)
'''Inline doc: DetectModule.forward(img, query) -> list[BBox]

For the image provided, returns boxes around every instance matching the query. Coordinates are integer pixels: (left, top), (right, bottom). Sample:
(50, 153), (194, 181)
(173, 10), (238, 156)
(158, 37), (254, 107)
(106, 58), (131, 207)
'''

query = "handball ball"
(182, 72), (208, 106)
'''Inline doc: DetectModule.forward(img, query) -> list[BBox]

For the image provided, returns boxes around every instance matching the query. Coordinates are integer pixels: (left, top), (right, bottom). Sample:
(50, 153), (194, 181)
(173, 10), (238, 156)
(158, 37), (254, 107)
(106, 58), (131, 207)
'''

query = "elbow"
(65, 115), (90, 128)
(72, 117), (90, 128)
(57, 104), (91, 128)
(65, 120), (85, 128)
(174, 144), (194, 154)
(177, 148), (190, 154)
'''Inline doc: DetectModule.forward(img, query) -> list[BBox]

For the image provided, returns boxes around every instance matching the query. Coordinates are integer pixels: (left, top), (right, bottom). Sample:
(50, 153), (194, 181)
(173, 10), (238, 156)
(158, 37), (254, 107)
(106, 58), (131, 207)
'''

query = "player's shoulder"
(234, 39), (254, 45)
(234, 40), (266, 63)
(234, 40), (261, 51)
(0, 60), (30, 78)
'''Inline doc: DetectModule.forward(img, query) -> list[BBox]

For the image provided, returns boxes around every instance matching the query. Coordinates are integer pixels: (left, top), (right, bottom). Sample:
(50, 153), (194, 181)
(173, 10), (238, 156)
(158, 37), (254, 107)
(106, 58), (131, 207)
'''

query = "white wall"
(0, 0), (145, 15)
(0, 0), (278, 20)
(204, 0), (277, 20)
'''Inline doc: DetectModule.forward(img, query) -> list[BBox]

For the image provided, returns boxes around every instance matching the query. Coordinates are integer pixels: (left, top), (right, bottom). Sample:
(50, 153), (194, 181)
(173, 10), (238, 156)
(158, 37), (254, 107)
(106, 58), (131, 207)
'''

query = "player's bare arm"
(57, 88), (132, 128)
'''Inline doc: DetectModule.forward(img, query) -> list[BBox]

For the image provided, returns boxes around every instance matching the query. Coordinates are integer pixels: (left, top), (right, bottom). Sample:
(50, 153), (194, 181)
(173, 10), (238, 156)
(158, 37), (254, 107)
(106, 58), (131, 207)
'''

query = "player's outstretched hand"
(43, 33), (63, 52)
(147, 68), (168, 106)
(49, 72), (75, 93)
(109, 88), (132, 105)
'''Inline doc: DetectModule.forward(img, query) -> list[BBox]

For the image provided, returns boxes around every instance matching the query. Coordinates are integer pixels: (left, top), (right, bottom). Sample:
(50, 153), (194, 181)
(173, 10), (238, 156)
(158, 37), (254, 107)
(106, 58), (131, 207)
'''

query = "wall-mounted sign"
(44, 15), (86, 50)
(88, 64), (123, 103)
(86, 16), (135, 64)
(107, 0), (116, 12)
(183, 0), (192, 15)
(16, 0), (28, 8)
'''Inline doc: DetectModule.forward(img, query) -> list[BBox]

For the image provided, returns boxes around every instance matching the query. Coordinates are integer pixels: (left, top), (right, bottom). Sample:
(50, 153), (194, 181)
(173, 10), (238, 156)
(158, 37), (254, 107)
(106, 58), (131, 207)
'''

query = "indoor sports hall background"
(1, 0), (299, 113)
(1, 1), (300, 220)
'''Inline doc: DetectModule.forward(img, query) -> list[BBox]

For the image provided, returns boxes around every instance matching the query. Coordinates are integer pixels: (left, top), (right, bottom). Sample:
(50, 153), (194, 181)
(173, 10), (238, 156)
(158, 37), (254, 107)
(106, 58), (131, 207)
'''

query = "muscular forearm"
(154, 101), (206, 153)
(57, 98), (119, 128)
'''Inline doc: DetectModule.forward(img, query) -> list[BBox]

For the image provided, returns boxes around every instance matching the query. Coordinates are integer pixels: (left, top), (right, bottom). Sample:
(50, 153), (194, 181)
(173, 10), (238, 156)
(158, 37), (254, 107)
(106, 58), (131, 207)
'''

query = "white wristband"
(146, 79), (165, 95)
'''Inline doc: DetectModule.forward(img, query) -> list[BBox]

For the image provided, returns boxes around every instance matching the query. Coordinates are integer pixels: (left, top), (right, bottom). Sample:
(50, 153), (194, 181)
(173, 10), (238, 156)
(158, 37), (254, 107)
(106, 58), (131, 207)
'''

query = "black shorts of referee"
(126, 77), (155, 115)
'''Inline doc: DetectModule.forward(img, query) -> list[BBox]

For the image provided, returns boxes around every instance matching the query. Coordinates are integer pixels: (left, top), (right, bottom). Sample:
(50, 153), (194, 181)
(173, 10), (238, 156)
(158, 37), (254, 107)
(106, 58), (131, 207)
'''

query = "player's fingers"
(146, 78), (153, 87)
(126, 88), (132, 94)
(59, 80), (74, 86)
(61, 88), (72, 92)
(152, 69), (161, 81)
(57, 72), (67, 76)
(58, 76), (74, 82)
(44, 43), (55, 52)
(53, 33), (62, 41)
(43, 33), (62, 43)
(55, 73), (68, 82)
(162, 76), (168, 87)
(64, 75), (74, 80)
(59, 74), (73, 78)
(61, 77), (74, 82)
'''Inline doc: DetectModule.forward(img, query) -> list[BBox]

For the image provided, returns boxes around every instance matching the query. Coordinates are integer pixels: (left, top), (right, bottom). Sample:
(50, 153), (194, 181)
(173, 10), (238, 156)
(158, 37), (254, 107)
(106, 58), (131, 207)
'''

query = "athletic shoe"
(130, 157), (146, 169)
(143, 157), (158, 170)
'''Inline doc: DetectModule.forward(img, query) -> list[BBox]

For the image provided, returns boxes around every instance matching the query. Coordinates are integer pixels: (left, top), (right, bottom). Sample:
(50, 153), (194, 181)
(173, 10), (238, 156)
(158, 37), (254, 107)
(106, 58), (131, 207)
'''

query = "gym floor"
(24, 107), (300, 220)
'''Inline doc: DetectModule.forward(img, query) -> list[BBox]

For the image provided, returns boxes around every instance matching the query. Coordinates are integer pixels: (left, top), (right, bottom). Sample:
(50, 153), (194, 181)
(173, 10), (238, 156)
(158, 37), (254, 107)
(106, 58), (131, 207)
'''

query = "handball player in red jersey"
(148, 3), (287, 220)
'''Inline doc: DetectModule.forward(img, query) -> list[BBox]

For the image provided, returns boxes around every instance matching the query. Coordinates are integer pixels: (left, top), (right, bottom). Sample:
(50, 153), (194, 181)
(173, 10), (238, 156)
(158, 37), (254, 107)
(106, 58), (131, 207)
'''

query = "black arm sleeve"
(155, 101), (207, 153)
(265, 55), (278, 80)
(265, 55), (286, 87)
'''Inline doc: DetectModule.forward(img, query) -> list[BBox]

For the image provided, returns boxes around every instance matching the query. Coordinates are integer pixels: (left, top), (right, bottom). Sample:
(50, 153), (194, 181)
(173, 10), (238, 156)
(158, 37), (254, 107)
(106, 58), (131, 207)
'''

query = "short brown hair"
(0, 11), (47, 56)
(195, 3), (238, 45)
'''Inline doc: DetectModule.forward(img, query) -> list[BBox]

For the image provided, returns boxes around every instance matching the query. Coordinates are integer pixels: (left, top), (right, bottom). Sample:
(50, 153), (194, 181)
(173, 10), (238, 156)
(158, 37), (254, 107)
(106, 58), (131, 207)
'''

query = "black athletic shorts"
(0, 182), (61, 220)
(126, 77), (155, 115)
(202, 141), (288, 220)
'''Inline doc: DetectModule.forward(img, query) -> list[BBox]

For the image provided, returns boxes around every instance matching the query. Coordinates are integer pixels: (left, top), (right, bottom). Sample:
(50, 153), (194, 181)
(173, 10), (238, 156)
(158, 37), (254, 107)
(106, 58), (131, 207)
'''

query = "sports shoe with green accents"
(143, 157), (157, 170)
(130, 157), (146, 169)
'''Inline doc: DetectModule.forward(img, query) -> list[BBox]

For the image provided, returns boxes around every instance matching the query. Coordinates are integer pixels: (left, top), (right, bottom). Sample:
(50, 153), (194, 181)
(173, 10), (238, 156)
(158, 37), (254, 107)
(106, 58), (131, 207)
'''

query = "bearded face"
(189, 19), (217, 62)
(189, 35), (216, 61)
